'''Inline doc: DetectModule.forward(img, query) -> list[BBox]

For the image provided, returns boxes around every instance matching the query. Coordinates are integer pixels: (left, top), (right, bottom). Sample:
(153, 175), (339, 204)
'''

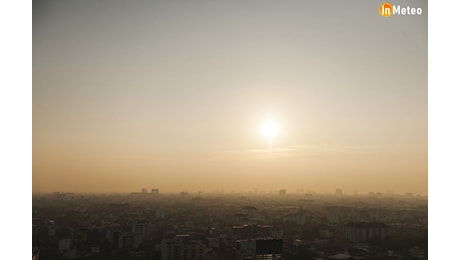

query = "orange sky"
(33, 0), (427, 195)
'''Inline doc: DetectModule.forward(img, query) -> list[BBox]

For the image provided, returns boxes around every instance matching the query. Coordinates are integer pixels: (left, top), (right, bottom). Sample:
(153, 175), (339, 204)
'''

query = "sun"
(261, 119), (279, 139)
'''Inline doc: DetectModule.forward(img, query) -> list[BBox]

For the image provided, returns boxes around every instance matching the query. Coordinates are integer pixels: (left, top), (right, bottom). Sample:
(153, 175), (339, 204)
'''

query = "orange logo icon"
(379, 3), (393, 17)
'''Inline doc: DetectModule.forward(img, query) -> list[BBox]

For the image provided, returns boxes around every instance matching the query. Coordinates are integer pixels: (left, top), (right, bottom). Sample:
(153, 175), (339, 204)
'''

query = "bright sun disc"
(261, 119), (279, 139)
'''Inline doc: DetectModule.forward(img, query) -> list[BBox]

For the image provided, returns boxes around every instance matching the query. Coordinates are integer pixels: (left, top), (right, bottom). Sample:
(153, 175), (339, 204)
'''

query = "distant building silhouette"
(336, 188), (343, 197)
(130, 188), (160, 196)
(279, 189), (286, 196)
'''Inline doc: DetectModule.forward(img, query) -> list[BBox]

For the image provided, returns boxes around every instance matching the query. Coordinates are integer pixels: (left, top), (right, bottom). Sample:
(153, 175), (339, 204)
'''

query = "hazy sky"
(33, 0), (427, 194)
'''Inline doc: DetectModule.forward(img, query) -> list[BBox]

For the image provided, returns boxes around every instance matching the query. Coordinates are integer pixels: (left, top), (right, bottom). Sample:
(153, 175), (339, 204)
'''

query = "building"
(120, 233), (134, 249)
(279, 189), (286, 196)
(59, 238), (71, 252)
(161, 234), (207, 260)
(236, 239), (283, 260)
(344, 222), (388, 242)
(156, 207), (166, 219)
(282, 210), (306, 226)
(336, 188), (343, 197)
(256, 239), (283, 260)
(409, 246), (426, 259)
(243, 206), (257, 218)
(130, 188), (159, 196)
(132, 221), (149, 247)
(232, 225), (272, 239)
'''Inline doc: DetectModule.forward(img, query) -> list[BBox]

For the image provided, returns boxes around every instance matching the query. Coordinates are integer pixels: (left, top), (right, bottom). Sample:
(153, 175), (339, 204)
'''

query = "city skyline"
(33, 0), (427, 195)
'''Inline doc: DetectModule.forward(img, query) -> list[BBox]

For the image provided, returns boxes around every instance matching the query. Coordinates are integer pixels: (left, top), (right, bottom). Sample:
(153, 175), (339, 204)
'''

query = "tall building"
(345, 222), (388, 242)
(132, 221), (149, 247)
(279, 189), (286, 196)
(237, 239), (283, 260)
(161, 234), (207, 260)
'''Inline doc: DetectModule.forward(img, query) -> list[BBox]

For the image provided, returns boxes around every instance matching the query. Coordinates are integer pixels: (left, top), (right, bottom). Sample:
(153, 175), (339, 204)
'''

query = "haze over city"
(33, 0), (427, 195)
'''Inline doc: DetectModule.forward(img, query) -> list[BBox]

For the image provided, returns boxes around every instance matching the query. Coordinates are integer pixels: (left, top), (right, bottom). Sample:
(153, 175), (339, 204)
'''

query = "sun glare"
(261, 119), (279, 139)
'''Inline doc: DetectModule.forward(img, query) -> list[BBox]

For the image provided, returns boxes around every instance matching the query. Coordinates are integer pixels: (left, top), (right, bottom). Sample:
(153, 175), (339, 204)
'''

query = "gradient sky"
(33, 0), (427, 194)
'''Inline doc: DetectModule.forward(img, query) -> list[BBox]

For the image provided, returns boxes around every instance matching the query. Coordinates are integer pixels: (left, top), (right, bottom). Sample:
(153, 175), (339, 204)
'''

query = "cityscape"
(33, 189), (427, 259)
(32, 1), (428, 259)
